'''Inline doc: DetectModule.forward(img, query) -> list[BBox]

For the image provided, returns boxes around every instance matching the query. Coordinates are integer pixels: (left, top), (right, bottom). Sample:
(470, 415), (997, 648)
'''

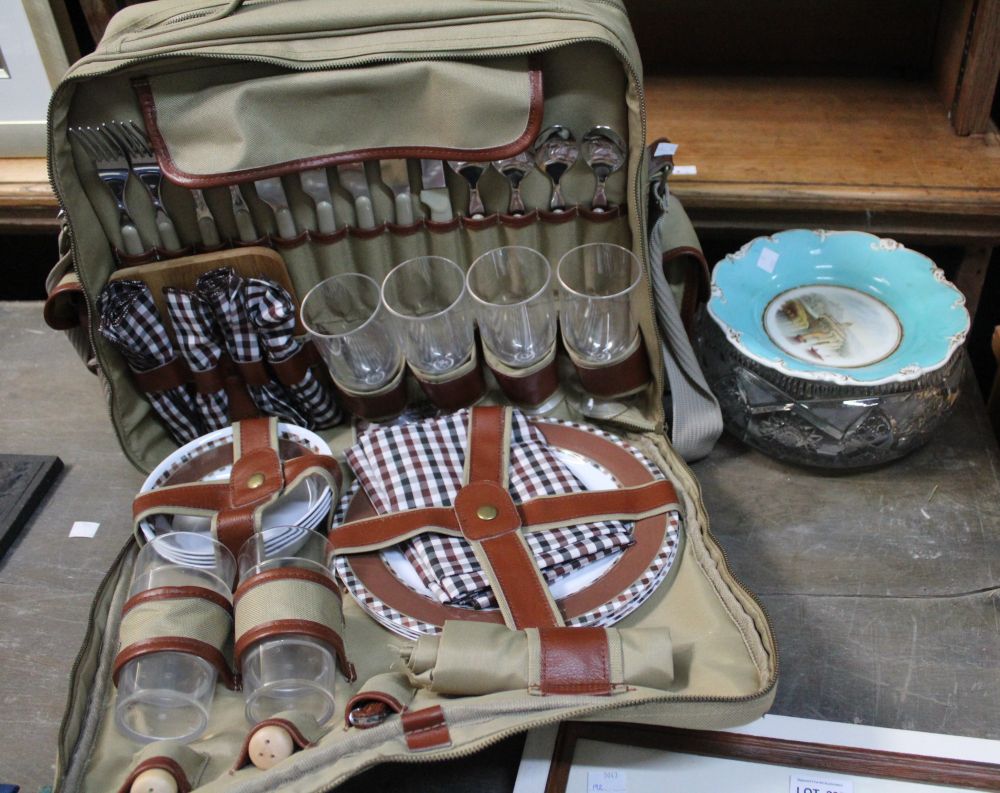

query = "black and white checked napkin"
(244, 277), (341, 429)
(97, 279), (202, 444)
(164, 287), (230, 432)
(196, 267), (306, 426)
(345, 409), (635, 609)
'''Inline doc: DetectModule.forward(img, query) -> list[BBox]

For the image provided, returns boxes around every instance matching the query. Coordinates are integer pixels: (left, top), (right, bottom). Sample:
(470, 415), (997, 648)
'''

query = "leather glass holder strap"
(132, 416), (342, 558)
(233, 567), (355, 680)
(112, 584), (236, 689)
(483, 342), (560, 409)
(328, 405), (679, 632)
(566, 332), (652, 399)
(336, 364), (409, 421)
(411, 347), (488, 412)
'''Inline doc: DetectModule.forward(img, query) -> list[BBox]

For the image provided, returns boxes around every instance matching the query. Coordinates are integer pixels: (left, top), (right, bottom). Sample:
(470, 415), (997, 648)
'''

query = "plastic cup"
(115, 533), (236, 744)
(556, 242), (643, 364)
(301, 273), (404, 393)
(237, 527), (338, 725)
(466, 246), (557, 368)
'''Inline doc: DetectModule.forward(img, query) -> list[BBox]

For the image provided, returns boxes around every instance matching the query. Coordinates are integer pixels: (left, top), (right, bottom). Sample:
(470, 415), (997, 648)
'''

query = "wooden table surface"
(0, 302), (998, 790)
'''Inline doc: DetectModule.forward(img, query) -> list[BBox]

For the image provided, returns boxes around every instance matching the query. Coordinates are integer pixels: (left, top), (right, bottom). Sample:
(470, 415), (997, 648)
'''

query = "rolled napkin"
(98, 279), (202, 445)
(196, 267), (305, 425)
(164, 287), (230, 432)
(244, 276), (341, 430)
(344, 408), (636, 608)
(399, 621), (674, 695)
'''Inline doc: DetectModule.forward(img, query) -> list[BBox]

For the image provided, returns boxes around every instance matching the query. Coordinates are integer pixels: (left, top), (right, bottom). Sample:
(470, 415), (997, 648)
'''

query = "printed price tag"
(588, 769), (627, 793)
(757, 247), (780, 273)
(654, 142), (679, 157)
(790, 774), (854, 793)
(672, 165), (697, 176)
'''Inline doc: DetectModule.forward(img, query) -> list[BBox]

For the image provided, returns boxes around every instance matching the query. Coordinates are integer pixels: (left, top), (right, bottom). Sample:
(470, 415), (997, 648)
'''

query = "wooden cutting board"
(110, 246), (305, 335)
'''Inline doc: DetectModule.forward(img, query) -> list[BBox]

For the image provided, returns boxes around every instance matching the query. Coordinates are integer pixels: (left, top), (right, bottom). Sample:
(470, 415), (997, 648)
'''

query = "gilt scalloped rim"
(708, 230), (970, 386)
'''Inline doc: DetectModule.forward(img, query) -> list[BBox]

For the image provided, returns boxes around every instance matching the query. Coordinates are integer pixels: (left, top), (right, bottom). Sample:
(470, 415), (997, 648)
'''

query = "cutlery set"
(72, 120), (626, 258)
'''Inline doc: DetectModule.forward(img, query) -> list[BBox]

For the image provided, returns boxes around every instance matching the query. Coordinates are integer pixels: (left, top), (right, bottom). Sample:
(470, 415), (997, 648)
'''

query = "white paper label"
(757, 247), (779, 273)
(790, 774), (854, 793)
(672, 165), (698, 176)
(69, 521), (100, 538)
(654, 142), (678, 157)
(588, 769), (627, 793)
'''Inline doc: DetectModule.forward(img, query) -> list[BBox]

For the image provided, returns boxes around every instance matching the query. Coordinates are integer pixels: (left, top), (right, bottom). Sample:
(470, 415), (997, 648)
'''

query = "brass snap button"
(476, 505), (498, 521)
(246, 472), (266, 490)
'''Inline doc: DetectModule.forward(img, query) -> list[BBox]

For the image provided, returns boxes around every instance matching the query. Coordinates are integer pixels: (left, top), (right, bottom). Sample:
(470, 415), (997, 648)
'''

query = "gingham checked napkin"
(244, 277), (341, 430)
(164, 287), (230, 432)
(345, 409), (635, 609)
(97, 279), (202, 444)
(196, 267), (306, 425)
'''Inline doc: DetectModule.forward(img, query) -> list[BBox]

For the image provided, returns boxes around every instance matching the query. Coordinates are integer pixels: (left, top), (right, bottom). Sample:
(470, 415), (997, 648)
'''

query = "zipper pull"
(647, 138), (677, 211)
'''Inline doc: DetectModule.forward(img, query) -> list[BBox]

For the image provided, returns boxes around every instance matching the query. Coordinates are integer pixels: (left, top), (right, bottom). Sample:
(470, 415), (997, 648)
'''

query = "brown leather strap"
(538, 627), (612, 695)
(662, 245), (711, 334)
(573, 341), (651, 398)
(270, 342), (321, 387)
(414, 362), (487, 412)
(401, 705), (452, 752)
(122, 585), (232, 616)
(116, 758), (193, 793)
(283, 453), (343, 493)
(488, 356), (559, 408)
(113, 637), (235, 689)
(234, 619), (355, 681)
(131, 358), (192, 393)
(234, 359), (272, 387)
(189, 363), (227, 395)
(338, 377), (408, 421)
(466, 406), (507, 485)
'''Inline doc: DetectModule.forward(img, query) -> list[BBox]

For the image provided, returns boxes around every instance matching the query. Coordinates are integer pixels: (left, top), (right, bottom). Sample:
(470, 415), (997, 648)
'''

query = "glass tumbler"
(237, 527), (339, 725)
(466, 246), (557, 367)
(115, 532), (236, 744)
(556, 242), (643, 364)
(300, 273), (403, 393)
(381, 256), (476, 377)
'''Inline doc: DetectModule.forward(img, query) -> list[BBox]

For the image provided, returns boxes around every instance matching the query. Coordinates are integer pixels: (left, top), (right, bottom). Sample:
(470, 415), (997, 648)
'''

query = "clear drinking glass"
(115, 533), (236, 744)
(300, 273), (403, 392)
(237, 527), (338, 725)
(466, 246), (557, 367)
(381, 256), (475, 377)
(556, 242), (643, 363)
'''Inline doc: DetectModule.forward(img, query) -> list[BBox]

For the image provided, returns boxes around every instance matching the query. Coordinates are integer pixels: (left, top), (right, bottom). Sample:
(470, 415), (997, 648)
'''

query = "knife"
(379, 159), (415, 225)
(418, 159), (454, 223)
(337, 163), (376, 229)
(254, 177), (297, 239)
(229, 185), (259, 243)
(190, 188), (221, 248)
(299, 168), (338, 234)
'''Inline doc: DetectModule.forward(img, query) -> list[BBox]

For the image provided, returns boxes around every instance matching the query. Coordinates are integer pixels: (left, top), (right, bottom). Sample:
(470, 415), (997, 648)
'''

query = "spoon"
(492, 151), (533, 215)
(533, 125), (578, 211)
(581, 126), (626, 211)
(447, 160), (488, 218)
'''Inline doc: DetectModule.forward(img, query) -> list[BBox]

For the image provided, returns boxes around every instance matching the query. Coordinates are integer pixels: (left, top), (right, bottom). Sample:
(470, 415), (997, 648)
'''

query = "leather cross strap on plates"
(328, 406), (679, 630)
(133, 417), (342, 557)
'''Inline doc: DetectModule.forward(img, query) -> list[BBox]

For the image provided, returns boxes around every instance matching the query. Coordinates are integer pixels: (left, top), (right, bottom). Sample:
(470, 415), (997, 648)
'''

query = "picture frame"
(544, 721), (1000, 793)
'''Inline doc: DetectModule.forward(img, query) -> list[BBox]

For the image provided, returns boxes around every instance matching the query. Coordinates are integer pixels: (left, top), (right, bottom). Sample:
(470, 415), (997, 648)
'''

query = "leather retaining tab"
(538, 627), (612, 695)
(488, 355), (559, 408)
(234, 359), (272, 387)
(572, 339), (651, 398)
(131, 358), (193, 394)
(401, 705), (451, 752)
(414, 360), (487, 412)
(269, 342), (321, 387)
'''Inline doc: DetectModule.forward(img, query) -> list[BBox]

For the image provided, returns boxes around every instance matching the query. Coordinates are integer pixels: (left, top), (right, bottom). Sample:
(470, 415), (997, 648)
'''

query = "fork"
(69, 126), (146, 256)
(108, 120), (183, 252)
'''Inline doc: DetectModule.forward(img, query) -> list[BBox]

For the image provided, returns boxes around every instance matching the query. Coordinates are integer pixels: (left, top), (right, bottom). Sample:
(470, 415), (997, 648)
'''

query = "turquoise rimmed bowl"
(700, 230), (970, 468)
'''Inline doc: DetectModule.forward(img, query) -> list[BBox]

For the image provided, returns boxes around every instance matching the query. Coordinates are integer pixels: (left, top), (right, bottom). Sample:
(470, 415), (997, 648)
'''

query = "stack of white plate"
(138, 424), (334, 566)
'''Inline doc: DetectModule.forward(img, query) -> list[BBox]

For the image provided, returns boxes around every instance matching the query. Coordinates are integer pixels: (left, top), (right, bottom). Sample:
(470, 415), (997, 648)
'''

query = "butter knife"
(418, 159), (454, 223)
(254, 177), (297, 239)
(190, 188), (221, 248)
(229, 185), (259, 243)
(379, 159), (415, 225)
(299, 168), (337, 234)
(337, 163), (376, 229)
